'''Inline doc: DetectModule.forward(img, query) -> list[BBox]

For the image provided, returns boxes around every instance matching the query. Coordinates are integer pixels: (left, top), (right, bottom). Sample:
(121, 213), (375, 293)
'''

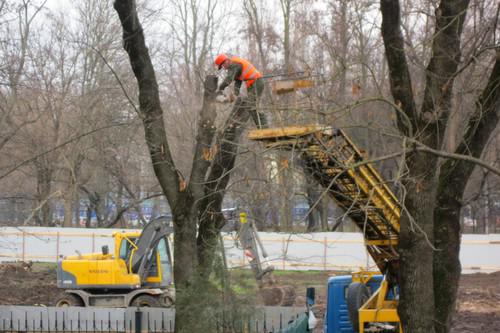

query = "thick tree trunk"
(115, 3), (259, 331)
(381, 0), (471, 331)
(380, 9), (435, 329)
(172, 197), (200, 333)
(197, 98), (252, 277)
(434, 52), (500, 333)
(433, 190), (462, 333)
(398, 152), (439, 333)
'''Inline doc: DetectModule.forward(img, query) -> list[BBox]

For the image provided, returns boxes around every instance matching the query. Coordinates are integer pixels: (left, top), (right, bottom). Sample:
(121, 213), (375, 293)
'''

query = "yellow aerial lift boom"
(249, 125), (402, 333)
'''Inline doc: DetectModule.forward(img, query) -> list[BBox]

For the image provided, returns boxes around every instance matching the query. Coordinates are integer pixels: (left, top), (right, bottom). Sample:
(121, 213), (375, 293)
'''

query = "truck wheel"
(131, 294), (161, 307)
(56, 294), (83, 307)
(347, 282), (371, 332)
(161, 296), (175, 307)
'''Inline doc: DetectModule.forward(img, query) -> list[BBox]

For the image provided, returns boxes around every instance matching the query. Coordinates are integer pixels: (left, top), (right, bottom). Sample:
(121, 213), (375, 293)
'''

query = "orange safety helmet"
(214, 54), (229, 69)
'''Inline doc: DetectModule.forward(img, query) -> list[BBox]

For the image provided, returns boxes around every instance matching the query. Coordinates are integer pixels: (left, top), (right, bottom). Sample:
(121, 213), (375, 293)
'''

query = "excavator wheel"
(130, 294), (161, 307)
(161, 295), (175, 308)
(346, 282), (371, 332)
(55, 294), (84, 307)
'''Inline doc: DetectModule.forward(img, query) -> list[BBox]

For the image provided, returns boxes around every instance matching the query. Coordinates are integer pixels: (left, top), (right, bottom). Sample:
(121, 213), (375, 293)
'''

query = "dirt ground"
(451, 271), (500, 332)
(0, 263), (499, 332)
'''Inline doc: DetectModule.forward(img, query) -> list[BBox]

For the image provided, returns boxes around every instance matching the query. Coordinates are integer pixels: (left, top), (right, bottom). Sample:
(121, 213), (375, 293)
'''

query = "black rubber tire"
(347, 282), (371, 332)
(161, 296), (175, 308)
(130, 294), (161, 307)
(55, 294), (84, 307)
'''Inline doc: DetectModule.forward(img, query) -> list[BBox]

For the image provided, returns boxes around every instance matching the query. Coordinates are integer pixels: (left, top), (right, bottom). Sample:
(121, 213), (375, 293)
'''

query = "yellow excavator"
(56, 214), (295, 307)
(56, 217), (175, 307)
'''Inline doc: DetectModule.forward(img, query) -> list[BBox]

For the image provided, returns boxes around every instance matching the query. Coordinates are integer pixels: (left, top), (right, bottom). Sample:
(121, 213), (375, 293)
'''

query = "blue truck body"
(324, 275), (384, 333)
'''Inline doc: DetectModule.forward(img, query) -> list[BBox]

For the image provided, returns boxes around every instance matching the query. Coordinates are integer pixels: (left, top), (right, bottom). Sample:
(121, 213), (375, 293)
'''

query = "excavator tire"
(55, 294), (84, 307)
(130, 294), (161, 307)
(346, 282), (371, 332)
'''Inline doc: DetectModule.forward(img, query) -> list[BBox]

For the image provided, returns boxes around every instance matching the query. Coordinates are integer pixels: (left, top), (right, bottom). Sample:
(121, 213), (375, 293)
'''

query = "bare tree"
(242, 0), (275, 72)
(17, 8), (80, 225)
(0, 1), (46, 223)
(163, 0), (223, 98)
(113, 0), (262, 331)
(380, 0), (500, 332)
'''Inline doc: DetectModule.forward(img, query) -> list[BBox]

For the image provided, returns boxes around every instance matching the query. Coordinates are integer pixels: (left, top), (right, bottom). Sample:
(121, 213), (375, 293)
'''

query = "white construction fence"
(1, 227), (499, 273)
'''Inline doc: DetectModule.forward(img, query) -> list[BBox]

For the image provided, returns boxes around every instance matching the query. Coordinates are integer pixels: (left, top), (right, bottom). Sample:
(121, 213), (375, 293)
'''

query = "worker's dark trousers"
(247, 78), (267, 129)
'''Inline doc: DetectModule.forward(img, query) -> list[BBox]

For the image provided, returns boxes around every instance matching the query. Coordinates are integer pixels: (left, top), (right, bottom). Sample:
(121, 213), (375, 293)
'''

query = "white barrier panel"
(1, 227), (499, 273)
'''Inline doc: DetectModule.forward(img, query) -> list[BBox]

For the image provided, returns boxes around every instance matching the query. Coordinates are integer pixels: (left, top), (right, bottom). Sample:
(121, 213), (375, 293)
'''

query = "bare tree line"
(0, 0), (498, 235)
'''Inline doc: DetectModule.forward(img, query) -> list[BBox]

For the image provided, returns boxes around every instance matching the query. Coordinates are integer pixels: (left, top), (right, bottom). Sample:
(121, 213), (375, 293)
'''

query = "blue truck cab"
(324, 275), (384, 333)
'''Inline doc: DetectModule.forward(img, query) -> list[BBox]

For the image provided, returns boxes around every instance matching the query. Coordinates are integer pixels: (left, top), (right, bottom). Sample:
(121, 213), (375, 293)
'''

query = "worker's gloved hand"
(215, 94), (227, 103)
(228, 93), (236, 102)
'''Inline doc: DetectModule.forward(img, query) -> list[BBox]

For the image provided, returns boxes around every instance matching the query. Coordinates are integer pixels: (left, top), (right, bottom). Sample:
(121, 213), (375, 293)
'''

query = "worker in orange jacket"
(214, 54), (267, 129)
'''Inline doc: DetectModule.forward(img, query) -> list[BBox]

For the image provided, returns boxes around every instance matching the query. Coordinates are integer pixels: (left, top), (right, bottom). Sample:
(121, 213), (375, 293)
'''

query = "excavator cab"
(117, 232), (173, 287)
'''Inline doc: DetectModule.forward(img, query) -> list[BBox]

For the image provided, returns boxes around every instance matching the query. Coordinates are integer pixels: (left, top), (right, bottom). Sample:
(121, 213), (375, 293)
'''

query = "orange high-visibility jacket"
(231, 56), (262, 88)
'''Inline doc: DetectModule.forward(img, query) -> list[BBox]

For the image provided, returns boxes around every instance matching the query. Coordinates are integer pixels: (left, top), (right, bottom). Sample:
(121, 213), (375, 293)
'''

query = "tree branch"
(113, 0), (180, 207)
(439, 49), (500, 190)
(0, 122), (126, 181)
(420, 0), (469, 136)
(103, 192), (164, 228)
(380, 0), (418, 136)
(188, 76), (218, 207)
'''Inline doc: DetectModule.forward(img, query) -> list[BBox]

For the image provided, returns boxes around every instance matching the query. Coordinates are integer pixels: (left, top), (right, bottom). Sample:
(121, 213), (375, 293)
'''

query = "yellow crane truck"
(56, 217), (174, 307)
(249, 125), (402, 333)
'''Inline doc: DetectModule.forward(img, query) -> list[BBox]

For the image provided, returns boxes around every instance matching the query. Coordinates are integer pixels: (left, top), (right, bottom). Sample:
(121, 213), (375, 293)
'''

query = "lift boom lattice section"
(249, 125), (401, 274)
